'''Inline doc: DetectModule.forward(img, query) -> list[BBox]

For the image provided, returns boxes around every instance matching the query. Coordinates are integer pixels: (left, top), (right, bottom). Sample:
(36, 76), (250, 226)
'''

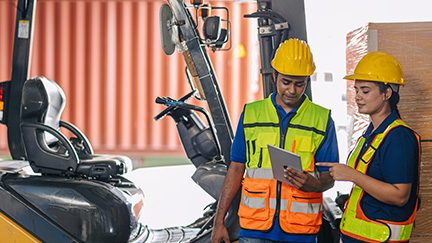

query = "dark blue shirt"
(341, 111), (419, 243)
(232, 93), (339, 242)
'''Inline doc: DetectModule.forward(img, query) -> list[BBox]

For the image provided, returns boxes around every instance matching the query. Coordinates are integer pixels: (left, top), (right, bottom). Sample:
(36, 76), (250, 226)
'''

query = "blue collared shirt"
(231, 93), (339, 242)
(341, 111), (419, 243)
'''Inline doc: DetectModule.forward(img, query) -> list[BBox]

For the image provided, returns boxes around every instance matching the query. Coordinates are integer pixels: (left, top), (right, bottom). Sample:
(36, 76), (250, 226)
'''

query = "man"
(211, 38), (339, 243)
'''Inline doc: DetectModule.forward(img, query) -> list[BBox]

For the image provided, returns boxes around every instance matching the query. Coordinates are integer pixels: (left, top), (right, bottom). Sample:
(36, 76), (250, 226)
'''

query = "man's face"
(275, 73), (308, 109)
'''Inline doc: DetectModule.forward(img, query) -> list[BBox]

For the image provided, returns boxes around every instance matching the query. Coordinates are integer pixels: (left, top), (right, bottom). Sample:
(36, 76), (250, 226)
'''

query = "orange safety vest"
(340, 119), (420, 242)
(238, 95), (330, 234)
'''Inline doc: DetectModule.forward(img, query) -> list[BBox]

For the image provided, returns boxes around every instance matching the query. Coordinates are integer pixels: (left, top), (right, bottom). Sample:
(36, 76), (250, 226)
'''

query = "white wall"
(305, 0), (432, 197)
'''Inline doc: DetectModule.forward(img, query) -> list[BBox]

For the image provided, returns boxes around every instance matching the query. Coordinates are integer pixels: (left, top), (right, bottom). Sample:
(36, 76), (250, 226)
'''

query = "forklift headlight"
(203, 16), (221, 42)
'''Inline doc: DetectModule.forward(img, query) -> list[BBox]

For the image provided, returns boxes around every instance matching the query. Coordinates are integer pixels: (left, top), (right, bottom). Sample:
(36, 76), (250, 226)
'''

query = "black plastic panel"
(3, 174), (143, 243)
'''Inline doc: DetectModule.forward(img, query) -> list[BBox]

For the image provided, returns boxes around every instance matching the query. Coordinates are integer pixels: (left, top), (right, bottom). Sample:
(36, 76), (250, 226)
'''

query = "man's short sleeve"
(230, 112), (246, 163)
(315, 116), (339, 172)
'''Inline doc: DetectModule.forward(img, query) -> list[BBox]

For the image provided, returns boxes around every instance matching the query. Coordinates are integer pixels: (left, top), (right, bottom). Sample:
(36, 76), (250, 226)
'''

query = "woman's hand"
(317, 162), (412, 206)
(316, 162), (358, 182)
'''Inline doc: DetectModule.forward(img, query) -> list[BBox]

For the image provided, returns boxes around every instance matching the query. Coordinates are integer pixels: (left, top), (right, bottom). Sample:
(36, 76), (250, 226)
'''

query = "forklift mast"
(166, 0), (234, 164)
(250, 0), (312, 99)
(5, 0), (37, 160)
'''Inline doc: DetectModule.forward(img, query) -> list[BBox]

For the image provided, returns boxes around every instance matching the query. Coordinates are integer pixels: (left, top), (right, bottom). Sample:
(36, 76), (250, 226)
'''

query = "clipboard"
(268, 144), (303, 184)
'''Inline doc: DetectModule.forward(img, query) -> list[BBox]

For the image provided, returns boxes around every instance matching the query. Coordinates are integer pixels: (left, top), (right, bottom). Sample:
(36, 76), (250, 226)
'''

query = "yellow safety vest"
(238, 95), (330, 234)
(340, 119), (420, 242)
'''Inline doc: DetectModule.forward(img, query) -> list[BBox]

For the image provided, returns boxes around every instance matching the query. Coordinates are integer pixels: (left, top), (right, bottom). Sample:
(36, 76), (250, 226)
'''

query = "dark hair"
(376, 82), (401, 118)
(274, 71), (279, 81)
(273, 71), (309, 82)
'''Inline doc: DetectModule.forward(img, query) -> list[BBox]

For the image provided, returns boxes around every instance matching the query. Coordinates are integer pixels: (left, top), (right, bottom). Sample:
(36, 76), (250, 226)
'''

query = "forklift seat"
(20, 76), (132, 180)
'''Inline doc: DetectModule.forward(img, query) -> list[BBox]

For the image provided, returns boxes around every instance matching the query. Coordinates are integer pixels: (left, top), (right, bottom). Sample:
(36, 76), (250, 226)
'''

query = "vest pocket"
(293, 135), (315, 172)
(238, 179), (270, 220)
(284, 191), (322, 226)
(250, 132), (277, 168)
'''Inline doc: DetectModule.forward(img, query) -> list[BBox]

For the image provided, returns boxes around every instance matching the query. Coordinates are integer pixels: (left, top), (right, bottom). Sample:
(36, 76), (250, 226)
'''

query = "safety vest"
(238, 95), (330, 234)
(340, 119), (420, 242)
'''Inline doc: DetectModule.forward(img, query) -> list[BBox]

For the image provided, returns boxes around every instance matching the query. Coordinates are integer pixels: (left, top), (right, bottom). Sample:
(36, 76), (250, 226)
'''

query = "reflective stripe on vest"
(340, 119), (420, 242)
(239, 168), (323, 234)
(241, 197), (321, 214)
(242, 168), (320, 214)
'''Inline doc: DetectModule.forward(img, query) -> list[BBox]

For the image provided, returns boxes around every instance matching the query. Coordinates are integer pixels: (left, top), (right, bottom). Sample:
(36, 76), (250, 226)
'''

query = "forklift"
(0, 0), (147, 242)
(0, 0), (227, 241)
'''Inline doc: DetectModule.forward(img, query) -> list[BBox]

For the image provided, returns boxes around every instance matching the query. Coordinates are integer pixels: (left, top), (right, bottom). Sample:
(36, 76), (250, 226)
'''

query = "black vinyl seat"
(20, 76), (132, 180)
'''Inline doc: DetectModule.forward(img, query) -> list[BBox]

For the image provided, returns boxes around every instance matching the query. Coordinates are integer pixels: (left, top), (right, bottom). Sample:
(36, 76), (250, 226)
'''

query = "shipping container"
(0, 0), (262, 155)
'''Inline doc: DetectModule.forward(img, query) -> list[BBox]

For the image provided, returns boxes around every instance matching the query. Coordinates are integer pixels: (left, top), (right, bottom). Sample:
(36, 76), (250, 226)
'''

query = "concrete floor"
(125, 165), (214, 229)
(124, 164), (352, 229)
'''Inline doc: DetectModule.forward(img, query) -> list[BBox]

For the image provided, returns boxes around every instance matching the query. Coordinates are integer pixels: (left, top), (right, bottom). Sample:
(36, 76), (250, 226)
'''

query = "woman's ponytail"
(377, 82), (401, 118)
(389, 91), (401, 118)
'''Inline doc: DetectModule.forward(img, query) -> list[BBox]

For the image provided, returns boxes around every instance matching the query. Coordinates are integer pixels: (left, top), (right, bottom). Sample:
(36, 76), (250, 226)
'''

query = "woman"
(318, 52), (420, 243)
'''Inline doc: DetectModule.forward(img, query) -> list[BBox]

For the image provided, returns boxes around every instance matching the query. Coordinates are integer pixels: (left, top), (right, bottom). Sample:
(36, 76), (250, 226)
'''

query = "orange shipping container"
(0, 0), (262, 155)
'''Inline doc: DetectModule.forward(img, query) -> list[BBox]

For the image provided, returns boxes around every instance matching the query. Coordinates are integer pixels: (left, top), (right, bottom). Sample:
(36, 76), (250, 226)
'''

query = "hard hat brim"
(343, 73), (405, 85)
(343, 74), (356, 80)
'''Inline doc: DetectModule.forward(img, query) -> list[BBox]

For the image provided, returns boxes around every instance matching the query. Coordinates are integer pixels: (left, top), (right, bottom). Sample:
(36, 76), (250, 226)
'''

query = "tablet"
(268, 144), (303, 184)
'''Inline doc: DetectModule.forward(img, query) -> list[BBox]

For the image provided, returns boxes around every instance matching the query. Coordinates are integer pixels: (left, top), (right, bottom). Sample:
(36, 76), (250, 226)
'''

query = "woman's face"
(354, 80), (391, 115)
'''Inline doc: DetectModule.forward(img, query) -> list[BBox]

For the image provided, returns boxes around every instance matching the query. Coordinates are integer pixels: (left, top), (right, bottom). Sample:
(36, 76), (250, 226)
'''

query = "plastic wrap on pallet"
(346, 22), (432, 241)
(345, 25), (370, 150)
(413, 142), (432, 241)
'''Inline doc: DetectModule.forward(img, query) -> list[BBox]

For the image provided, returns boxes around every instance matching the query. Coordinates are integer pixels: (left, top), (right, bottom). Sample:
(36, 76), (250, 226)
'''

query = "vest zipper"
(246, 140), (251, 167)
(257, 148), (263, 168)
(274, 110), (295, 221)
(275, 113), (283, 220)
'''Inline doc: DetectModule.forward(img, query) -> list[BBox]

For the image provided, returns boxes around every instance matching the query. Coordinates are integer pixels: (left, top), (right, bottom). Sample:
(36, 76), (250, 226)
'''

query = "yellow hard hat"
(271, 38), (316, 76)
(344, 51), (405, 85)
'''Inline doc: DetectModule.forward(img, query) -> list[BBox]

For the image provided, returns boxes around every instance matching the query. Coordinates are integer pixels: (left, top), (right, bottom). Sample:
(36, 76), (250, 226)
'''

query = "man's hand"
(211, 222), (230, 243)
(283, 167), (313, 190)
(211, 162), (244, 243)
(283, 166), (334, 192)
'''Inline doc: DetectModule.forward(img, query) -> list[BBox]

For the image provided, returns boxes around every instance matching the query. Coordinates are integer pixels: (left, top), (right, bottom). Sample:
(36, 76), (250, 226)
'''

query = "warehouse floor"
(125, 164), (353, 229)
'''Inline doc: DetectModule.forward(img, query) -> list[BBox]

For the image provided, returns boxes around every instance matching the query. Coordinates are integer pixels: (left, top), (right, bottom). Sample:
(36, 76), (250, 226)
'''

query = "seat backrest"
(22, 76), (66, 145)
(20, 77), (126, 179)
(20, 76), (80, 175)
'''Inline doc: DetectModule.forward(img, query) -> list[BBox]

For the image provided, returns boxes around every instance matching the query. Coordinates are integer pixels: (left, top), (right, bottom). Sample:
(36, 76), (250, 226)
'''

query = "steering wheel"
(154, 90), (196, 121)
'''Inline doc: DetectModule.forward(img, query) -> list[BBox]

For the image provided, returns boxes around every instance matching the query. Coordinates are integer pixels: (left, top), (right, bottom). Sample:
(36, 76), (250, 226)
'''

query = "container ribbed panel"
(0, 0), (262, 154)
